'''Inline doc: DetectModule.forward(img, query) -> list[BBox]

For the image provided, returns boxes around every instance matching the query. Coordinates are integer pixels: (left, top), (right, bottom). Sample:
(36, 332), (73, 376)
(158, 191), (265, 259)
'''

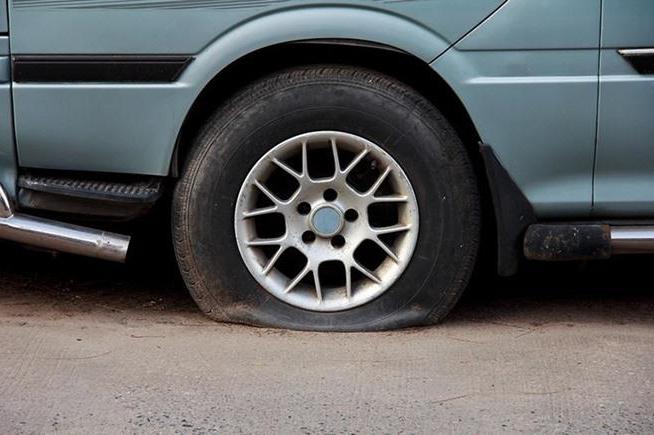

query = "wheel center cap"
(310, 205), (344, 237)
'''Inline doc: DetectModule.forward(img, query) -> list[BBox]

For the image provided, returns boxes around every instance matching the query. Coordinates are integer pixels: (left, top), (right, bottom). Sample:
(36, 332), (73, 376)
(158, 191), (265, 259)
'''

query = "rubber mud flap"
(480, 144), (536, 276)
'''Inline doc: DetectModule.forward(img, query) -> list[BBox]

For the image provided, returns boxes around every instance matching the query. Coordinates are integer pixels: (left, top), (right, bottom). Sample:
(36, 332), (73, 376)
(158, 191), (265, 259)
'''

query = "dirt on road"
(0, 243), (653, 434)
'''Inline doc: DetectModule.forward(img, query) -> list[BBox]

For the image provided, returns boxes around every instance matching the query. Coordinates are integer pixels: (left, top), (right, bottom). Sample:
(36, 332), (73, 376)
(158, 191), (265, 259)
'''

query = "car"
(0, 0), (651, 331)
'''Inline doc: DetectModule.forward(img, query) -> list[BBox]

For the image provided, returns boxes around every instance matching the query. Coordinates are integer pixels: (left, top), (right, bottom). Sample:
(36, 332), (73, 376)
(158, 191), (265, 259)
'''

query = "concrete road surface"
(0, 243), (653, 434)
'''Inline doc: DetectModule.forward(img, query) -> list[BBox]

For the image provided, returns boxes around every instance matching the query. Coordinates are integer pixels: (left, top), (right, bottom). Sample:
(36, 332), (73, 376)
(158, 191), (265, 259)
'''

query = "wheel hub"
(310, 205), (343, 238)
(234, 131), (419, 312)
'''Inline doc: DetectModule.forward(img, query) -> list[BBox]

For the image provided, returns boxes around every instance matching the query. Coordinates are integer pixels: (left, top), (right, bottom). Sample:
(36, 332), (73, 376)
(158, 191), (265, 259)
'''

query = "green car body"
(0, 0), (651, 215)
(0, 0), (651, 329)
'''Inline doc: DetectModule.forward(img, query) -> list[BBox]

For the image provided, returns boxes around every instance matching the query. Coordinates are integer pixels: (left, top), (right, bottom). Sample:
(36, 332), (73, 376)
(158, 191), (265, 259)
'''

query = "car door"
(593, 0), (654, 216)
(0, 1), (15, 197)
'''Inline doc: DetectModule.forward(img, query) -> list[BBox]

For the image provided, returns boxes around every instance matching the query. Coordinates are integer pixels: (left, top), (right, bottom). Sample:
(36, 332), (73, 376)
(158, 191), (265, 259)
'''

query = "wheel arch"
(173, 39), (484, 176)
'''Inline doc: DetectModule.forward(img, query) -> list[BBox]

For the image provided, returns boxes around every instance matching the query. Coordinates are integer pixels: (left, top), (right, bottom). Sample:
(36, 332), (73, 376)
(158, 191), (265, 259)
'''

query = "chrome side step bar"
(524, 224), (654, 261)
(610, 226), (654, 255)
(0, 186), (129, 262)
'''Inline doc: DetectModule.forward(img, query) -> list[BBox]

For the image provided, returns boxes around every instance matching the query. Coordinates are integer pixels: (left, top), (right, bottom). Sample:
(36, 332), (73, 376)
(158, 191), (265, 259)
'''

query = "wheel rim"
(234, 131), (419, 312)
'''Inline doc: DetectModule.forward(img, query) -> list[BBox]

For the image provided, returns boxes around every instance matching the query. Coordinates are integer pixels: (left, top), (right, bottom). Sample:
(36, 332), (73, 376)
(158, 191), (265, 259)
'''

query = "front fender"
(181, 6), (451, 91)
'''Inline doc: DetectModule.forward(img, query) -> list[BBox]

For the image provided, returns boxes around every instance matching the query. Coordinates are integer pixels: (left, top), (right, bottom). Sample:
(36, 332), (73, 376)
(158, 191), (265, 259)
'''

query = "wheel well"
(173, 40), (483, 174)
(172, 40), (497, 268)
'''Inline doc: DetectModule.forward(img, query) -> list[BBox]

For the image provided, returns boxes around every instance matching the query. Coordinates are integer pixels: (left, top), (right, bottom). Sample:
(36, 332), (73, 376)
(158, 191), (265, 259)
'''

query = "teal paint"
(0, 34), (14, 199)
(12, 83), (189, 175)
(592, 0), (654, 216)
(9, 0), (504, 54)
(600, 0), (654, 48)
(432, 0), (602, 217)
(0, 84), (15, 198)
(0, 1), (6, 33)
(7, 0), (653, 221)
(457, 0), (601, 50)
(11, 1), (505, 176)
(432, 50), (599, 217)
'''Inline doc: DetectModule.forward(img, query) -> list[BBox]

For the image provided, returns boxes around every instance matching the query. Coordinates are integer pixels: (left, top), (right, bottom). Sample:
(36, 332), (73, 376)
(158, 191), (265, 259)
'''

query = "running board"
(0, 185), (129, 262)
(524, 224), (654, 261)
(17, 172), (163, 220)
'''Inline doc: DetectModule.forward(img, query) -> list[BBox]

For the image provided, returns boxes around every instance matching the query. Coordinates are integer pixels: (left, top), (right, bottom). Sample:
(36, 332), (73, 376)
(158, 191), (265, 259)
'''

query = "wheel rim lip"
(234, 131), (420, 312)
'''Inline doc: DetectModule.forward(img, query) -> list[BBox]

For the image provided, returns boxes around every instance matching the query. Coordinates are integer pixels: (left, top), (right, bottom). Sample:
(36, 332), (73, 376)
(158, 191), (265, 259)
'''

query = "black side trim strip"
(618, 49), (654, 75)
(13, 55), (193, 83)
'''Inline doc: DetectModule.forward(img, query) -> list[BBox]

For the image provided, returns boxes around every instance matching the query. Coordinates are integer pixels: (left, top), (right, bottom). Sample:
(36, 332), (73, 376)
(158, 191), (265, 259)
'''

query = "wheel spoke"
(366, 166), (392, 196)
(247, 236), (286, 247)
(254, 180), (283, 205)
(242, 205), (278, 218)
(372, 237), (399, 263)
(372, 194), (408, 203)
(345, 265), (352, 299)
(312, 269), (323, 303)
(343, 147), (369, 175)
(330, 137), (341, 174)
(263, 245), (286, 274)
(272, 157), (302, 179)
(301, 141), (309, 178)
(353, 262), (381, 284)
(284, 263), (311, 294)
(371, 224), (412, 235)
